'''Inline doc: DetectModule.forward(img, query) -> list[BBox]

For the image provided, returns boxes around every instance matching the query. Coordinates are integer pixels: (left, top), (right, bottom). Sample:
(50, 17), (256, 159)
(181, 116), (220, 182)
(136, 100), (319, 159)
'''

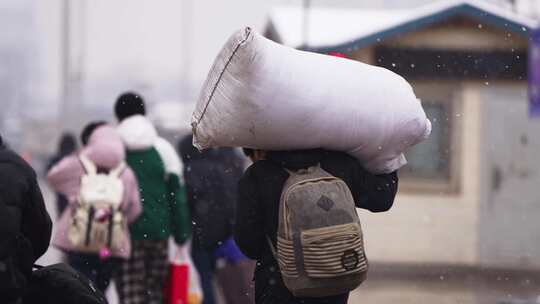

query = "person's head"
(80, 121), (107, 146)
(243, 148), (266, 163)
(114, 91), (146, 122)
(57, 132), (77, 155)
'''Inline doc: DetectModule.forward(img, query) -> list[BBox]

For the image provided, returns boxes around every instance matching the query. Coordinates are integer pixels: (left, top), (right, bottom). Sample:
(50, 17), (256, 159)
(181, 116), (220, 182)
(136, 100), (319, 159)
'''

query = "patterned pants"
(115, 240), (168, 304)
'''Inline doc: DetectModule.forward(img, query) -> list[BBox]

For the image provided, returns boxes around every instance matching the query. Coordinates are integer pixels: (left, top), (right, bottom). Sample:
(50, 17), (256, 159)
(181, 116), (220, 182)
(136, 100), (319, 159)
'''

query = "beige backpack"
(269, 165), (368, 297)
(68, 154), (126, 254)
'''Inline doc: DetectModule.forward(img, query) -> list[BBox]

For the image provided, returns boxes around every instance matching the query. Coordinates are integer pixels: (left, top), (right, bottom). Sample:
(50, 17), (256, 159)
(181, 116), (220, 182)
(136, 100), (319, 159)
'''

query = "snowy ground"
(37, 180), (540, 304)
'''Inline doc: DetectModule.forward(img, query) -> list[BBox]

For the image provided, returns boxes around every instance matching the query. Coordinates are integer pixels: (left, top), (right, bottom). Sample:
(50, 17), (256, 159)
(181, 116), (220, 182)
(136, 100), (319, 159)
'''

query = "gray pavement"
(349, 264), (540, 304)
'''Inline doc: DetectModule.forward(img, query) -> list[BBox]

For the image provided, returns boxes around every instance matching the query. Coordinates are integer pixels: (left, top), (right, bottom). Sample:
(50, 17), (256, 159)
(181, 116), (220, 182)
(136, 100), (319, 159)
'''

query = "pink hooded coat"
(47, 125), (142, 258)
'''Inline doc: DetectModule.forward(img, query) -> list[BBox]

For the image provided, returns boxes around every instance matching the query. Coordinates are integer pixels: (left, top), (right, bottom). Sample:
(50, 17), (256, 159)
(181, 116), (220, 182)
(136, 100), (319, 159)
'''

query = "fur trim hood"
(117, 115), (158, 150)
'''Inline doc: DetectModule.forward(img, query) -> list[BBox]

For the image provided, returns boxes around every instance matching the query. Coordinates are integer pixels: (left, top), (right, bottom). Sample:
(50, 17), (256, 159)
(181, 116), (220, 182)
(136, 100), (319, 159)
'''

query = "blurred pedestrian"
(235, 149), (399, 304)
(47, 122), (142, 293)
(0, 133), (53, 303)
(47, 132), (77, 215)
(114, 92), (190, 304)
(179, 135), (254, 304)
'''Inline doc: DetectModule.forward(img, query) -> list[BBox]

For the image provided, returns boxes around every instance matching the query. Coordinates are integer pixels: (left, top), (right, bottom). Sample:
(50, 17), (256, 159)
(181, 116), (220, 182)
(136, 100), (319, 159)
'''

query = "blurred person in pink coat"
(47, 121), (142, 292)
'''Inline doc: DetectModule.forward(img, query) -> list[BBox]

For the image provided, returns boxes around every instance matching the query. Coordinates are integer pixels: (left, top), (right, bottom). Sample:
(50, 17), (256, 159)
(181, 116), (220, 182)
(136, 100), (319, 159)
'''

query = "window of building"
(399, 83), (461, 193)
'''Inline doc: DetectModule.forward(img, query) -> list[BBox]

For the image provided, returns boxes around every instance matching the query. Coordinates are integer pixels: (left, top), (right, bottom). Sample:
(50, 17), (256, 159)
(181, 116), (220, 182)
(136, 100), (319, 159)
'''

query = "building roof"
(267, 0), (539, 53)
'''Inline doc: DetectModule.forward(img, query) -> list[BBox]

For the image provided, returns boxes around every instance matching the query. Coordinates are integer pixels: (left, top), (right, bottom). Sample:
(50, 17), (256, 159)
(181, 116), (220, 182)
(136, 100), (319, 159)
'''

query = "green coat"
(117, 115), (190, 244)
(126, 148), (190, 243)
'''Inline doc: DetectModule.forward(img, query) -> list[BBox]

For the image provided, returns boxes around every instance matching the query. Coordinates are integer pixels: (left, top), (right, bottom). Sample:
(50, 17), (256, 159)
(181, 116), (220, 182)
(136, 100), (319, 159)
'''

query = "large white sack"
(192, 27), (431, 174)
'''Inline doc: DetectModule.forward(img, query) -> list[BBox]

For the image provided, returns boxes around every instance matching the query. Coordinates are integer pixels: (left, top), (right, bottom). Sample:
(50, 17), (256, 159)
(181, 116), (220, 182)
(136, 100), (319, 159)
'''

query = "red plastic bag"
(165, 247), (189, 304)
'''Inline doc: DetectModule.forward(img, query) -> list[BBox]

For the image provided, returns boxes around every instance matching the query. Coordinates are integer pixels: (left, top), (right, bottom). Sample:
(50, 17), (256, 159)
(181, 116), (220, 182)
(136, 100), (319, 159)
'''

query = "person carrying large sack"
(47, 122), (142, 292)
(113, 92), (191, 304)
(235, 148), (398, 304)
(0, 134), (53, 303)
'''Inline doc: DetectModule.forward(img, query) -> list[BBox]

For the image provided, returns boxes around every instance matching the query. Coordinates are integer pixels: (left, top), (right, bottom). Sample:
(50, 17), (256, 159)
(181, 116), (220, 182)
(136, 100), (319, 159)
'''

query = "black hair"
(114, 91), (146, 121)
(58, 133), (77, 155)
(242, 148), (254, 157)
(80, 121), (107, 146)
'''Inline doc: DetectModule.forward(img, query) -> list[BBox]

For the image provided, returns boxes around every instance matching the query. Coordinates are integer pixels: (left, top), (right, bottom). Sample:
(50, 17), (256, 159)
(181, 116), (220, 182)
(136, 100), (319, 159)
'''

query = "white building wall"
(362, 82), (540, 270)
(359, 84), (483, 265)
(478, 83), (540, 270)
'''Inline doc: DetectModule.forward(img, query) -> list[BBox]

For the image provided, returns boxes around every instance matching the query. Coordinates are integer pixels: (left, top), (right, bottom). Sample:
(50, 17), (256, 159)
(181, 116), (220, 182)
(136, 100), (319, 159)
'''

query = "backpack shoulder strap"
(109, 161), (126, 178)
(266, 236), (278, 260)
(79, 154), (97, 175)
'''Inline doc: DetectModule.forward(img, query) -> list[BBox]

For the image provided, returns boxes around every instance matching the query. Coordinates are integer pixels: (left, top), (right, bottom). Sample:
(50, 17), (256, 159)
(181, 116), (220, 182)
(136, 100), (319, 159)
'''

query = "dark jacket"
(179, 135), (244, 250)
(0, 137), (53, 300)
(234, 149), (398, 304)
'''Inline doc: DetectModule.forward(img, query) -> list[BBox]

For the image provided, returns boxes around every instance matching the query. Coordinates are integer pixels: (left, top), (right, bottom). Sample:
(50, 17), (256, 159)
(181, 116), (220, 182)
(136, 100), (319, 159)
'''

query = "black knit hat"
(80, 121), (107, 146)
(114, 92), (146, 121)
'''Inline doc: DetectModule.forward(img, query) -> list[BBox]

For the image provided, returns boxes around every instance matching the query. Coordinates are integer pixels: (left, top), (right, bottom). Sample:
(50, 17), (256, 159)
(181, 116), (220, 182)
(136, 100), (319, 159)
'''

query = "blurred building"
(0, 0), (37, 151)
(22, 0), (530, 121)
(2, 0), (533, 162)
(267, 0), (540, 271)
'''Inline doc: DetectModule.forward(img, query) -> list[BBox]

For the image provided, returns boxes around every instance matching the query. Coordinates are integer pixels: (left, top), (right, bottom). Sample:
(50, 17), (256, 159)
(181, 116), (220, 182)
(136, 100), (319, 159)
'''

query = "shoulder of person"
(322, 150), (357, 163)
(154, 137), (182, 176)
(47, 153), (81, 175)
(119, 165), (137, 180)
(242, 159), (285, 181)
(1, 149), (37, 180)
(326, 151), (366, 167)
(320, 150), (366, 178)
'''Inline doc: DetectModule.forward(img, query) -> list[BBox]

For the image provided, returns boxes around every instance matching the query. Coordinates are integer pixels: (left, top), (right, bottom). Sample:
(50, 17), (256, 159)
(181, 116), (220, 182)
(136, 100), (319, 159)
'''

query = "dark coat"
(0, 142), (52, 263)
(0, 138), (52, 301)
(234, 149), (398, 304)
(179, 135), (244, 250)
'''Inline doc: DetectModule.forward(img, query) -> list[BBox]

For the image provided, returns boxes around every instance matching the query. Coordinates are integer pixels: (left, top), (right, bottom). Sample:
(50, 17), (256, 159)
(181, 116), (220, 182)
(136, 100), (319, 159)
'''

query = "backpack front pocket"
(301, 223), (367, 278)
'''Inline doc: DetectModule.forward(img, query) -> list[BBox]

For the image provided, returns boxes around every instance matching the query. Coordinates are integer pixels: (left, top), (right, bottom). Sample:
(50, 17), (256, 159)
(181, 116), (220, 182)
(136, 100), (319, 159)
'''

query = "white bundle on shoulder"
(192, 27), (431, 174)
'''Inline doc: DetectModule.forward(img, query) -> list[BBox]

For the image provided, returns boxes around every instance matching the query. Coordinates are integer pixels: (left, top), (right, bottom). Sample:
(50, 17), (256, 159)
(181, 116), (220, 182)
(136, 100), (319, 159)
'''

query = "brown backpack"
(268, 165), (368, 297)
